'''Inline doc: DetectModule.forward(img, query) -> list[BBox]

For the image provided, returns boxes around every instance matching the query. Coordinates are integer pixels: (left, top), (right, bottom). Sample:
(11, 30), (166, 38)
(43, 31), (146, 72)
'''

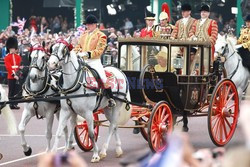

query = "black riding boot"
(106, 88), (116, 108)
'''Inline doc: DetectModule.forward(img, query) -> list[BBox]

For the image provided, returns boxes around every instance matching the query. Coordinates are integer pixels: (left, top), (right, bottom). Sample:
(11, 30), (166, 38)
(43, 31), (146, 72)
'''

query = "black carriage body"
(117, 38), (212, 113)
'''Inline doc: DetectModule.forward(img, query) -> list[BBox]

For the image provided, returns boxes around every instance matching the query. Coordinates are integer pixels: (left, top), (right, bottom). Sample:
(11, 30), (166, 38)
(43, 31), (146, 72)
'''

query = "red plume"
(161, 2), (170, 22)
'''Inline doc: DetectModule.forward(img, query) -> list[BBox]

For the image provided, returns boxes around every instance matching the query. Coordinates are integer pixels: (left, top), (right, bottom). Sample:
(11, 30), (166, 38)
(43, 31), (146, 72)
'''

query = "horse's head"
(29, 42), (48, 82)
(215, 34), (238, 60)
(215, 34), (229, 58)
(48, 36), (72, 70)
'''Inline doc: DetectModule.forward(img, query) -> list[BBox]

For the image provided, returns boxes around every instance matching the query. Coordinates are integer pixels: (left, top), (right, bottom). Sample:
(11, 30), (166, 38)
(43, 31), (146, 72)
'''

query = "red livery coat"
(4, 53), (22, 79)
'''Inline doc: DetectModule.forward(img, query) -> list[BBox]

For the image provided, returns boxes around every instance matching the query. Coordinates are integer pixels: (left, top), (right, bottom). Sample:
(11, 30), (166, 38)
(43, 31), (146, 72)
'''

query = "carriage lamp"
(173, 54), (184, 70)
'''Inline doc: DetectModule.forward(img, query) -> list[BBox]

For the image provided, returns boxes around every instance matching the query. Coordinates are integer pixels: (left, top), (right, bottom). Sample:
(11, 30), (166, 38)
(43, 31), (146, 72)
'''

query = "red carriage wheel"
(208, 79), (239, 146)
(139, 115), (150, 141)
(74, 113), (99, 151)
(148, 101), (173, 152)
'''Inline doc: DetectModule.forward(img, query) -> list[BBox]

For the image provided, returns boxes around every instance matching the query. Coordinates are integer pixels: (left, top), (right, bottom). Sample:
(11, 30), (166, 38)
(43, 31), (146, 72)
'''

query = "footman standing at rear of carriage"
(74, 14), (116, 107)
(189, 4), (218, 61)
(4, 37), (21, 109)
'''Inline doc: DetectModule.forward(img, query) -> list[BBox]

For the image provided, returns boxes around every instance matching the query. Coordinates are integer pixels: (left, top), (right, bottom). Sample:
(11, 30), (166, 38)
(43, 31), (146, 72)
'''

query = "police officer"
(74, 14), (116, 107)
(237, 14), (250, 68)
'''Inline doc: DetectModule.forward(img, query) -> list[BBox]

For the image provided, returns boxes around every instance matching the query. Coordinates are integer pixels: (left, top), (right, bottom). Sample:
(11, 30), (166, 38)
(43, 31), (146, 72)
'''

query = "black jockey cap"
(6, 37), (18, 53)
(85, 14), (98, 24)
(181, 3), (192, 11)
(200, 4), (210, 12)
(245, 14), (250, 22)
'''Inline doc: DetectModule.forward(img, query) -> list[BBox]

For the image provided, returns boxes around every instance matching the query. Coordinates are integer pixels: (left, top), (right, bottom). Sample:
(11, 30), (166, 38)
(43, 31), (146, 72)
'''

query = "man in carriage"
(237, 14), (250, 70)
(74, 14), (116, 108)
(189, 4), (218, 61)
(140, 9), (156, 38)
(153, 2), (175, 39)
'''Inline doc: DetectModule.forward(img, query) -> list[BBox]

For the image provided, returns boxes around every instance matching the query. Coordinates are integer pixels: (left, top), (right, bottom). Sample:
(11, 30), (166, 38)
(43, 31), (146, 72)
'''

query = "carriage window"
(148, 46), (167, 72)
(120, 45), (141, 71)
(120, 44), (166, 71)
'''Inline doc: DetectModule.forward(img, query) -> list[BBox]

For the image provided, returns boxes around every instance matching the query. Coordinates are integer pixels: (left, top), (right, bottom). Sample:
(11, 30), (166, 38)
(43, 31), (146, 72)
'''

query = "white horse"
(0, 84), (17, 135)
(215, 34), (250, 100)
(48, 37), (131, 162)
(18, 43), (69, 156)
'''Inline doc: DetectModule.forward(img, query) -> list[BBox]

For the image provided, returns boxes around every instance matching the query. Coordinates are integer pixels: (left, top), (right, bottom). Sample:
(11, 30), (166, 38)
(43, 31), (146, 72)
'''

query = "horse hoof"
(63, 146), (75, 152)
(182, 126), (189, 132)
(91, 156), (100, 163)
(0, 153), (3, 160)
(116, 149), (123, 158)
(24, 147), (32, 156)
(99, 152), (107, 160)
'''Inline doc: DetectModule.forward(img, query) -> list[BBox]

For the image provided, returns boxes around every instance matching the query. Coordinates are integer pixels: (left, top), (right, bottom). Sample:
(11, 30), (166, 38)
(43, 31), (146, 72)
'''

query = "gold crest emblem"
(190, 88), (199, 104)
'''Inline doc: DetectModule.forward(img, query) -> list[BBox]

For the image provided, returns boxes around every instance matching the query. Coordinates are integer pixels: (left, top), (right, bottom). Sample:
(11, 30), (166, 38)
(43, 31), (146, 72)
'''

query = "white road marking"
(0, 143), (76, 166)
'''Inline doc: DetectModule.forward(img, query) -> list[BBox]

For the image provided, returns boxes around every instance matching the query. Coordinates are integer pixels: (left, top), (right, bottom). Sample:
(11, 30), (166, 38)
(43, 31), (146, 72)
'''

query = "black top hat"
(6, 37), (18, 52)
(245, 14), (250, 22)
(85, 14), (98, 24)
(181, 3), (191, 11)
(145, 8), (155, 20)
(199, 4), (210, 12)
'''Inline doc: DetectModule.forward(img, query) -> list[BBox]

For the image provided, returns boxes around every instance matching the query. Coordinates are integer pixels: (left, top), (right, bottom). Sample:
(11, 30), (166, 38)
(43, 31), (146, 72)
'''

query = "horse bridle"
(218, 42), (240, 79)
(51, 39), (72, 62)
(30, 47), (47, 71)
(50, 39), (78, 74)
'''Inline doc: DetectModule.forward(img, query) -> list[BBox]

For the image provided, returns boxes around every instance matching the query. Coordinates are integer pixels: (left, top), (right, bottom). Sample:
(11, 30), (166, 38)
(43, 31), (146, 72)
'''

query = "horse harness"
(24, 46), (60, 119)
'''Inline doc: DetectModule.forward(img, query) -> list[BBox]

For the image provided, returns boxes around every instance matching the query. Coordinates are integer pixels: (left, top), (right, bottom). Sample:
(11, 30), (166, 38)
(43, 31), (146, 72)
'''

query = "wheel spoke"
(224, 85), (231, 103)
(227, 103), (236, 109)
(212, 115), (220, 132)
(152, 132), (157, 142)
(211, 113), (220, 122)
(215, 117), (221, 139)
(161, 114), (169, 123)
(158, 107), (163, 121)
(219, 117), (223, 142)
(79, 128), (86, 136)
(84, 132), (89, 146)
(225, 93), (235, 106)
(161, 107), (166, 120)
(221, 117), (228, 140)
(224, 117), (232, 130)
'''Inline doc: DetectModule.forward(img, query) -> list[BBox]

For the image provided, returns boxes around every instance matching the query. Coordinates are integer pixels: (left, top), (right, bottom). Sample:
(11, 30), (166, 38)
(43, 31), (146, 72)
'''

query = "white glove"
(78, 51), (89, 59)
(235, 44), (243, 49)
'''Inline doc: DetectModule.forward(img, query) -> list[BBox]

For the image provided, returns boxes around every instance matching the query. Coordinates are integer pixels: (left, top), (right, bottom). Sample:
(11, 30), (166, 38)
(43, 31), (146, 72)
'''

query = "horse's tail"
(0, 85), (18, 135)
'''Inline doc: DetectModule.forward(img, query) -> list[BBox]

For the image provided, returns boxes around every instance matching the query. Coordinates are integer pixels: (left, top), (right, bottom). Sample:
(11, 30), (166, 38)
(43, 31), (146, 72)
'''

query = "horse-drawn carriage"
(74, 37), (239, 154)
(0, 36), (239, 162)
